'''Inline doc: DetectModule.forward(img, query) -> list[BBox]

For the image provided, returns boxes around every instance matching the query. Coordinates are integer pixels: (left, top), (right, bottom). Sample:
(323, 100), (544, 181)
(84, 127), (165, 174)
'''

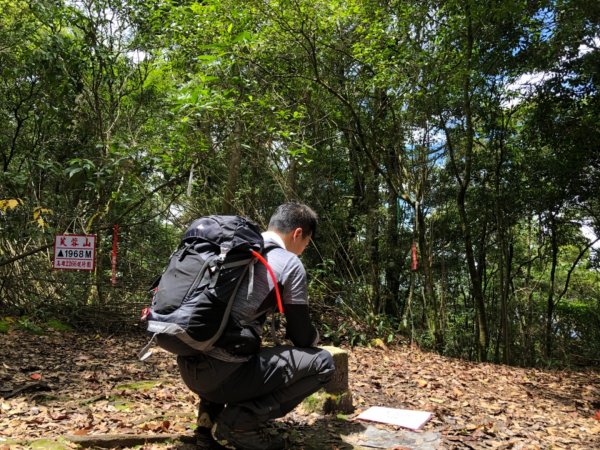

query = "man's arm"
(285, 304), (319, 347)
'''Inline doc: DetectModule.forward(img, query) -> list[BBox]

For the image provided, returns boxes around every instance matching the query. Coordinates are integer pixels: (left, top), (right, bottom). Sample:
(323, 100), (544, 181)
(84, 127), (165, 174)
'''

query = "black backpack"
(139, 215), (283, 359)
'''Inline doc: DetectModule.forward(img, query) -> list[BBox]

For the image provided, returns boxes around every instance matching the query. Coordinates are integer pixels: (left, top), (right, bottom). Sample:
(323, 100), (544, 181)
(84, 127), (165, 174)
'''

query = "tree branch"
(555, 237), (600, 306)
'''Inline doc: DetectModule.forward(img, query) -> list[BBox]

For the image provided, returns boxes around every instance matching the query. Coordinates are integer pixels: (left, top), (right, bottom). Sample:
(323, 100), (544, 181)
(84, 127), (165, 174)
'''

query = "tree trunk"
(440, 2), (488, 361)
(545, 213), (559, 358)
(365, 169), (380, 313)
(383, 193), (402, 316)
(494, 148), (511, 364)
(416, 201), (441, 349)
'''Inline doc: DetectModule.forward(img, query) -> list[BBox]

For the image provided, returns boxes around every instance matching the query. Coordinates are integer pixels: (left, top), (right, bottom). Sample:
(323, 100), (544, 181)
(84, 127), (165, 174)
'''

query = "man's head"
(268, 202), (318, 255)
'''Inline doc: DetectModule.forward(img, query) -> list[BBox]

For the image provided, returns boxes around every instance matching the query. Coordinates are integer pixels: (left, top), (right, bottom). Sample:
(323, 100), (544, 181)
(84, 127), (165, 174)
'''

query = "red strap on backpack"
(251, 250), (284, 314)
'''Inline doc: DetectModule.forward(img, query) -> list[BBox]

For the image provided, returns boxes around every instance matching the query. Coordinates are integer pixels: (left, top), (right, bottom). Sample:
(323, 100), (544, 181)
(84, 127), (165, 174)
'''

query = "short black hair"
(268, 202), (318, 239)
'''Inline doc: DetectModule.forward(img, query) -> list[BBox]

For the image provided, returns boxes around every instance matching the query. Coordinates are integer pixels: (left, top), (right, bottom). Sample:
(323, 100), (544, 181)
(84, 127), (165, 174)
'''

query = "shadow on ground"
(175, 416), (440, 450)
(173, 417), (369, 450)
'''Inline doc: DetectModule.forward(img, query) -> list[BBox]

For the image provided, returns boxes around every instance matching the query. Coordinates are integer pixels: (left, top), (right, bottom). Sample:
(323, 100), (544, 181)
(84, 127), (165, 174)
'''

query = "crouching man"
(177, 203), (335, 450)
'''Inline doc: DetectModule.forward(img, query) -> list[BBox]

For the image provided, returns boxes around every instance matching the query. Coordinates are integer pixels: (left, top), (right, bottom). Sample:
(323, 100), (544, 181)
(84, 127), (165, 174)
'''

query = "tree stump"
(301, 346), (354, 414)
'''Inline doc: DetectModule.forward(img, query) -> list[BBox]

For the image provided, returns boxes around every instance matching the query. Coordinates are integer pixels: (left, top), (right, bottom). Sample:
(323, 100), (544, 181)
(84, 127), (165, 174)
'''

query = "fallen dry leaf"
(71, 428), (90, 436)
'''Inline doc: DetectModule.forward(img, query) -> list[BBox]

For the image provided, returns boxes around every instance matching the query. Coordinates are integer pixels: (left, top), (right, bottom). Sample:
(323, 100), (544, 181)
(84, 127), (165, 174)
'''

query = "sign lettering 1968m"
(62, 249), (93, 258)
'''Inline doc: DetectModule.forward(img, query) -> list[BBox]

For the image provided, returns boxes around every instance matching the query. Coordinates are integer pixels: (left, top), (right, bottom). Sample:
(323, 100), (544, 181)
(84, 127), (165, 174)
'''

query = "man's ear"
(292, 227), (304, 239)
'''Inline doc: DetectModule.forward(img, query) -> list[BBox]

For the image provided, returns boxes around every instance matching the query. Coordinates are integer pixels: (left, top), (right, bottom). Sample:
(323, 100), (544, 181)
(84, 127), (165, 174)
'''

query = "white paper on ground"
(356, 406), (433, 430)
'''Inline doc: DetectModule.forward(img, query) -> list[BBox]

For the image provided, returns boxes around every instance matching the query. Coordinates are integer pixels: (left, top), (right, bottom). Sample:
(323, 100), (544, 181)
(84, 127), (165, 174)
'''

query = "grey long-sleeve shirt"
(207, 231), (318, 362)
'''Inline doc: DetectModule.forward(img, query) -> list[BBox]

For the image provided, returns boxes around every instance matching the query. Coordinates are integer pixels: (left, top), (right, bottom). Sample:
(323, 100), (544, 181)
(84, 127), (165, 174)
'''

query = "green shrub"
(46, 319), (74, 332)
(17, 317), (45, 335)
(0, 318), (10, 333)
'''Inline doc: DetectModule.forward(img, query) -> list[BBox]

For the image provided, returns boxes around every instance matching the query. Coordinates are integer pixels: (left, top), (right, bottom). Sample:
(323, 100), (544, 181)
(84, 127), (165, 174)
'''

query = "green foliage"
(320, 315), (399, 348)
(28, 439), (72, 450)
(0, 0), (598, 369)
(554, 300), (600, 365)
(16, 317), (45, 335)
(316, 286), (400, 347)
(46, 319), (74, 332)
(114, 380), (161, 391)
(0, 318), (10, 334)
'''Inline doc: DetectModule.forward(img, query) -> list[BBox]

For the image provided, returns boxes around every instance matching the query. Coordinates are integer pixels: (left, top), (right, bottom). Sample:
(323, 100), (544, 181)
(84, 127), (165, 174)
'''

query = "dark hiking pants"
(177, 345), (335, 430)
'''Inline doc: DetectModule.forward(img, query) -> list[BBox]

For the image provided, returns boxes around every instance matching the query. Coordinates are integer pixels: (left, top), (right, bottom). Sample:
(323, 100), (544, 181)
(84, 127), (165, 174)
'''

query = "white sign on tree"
(53, 234), (96, 271)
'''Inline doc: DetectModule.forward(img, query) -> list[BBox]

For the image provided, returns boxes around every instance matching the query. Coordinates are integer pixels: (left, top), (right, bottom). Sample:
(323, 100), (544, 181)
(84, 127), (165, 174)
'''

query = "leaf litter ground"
(0, 330), (598, 449)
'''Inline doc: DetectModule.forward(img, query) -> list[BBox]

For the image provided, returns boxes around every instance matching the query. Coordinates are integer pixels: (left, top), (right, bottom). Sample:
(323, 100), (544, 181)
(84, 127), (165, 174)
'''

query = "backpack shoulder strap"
(251, 249), (284, 314)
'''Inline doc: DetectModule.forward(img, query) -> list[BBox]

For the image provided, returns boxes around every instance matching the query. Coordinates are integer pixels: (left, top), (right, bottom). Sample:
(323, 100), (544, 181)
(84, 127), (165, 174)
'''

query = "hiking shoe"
(211, 421), (286, 450)
(196, 399), (225, 431)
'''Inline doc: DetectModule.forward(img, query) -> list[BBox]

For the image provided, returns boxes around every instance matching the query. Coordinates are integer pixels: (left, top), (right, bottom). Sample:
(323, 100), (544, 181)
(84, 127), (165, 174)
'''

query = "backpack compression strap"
(251, 250), (284, 314)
